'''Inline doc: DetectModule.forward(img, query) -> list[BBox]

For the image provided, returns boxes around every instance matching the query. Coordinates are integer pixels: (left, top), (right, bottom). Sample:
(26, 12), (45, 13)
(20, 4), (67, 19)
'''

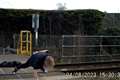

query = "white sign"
(32, 14), (39, 30)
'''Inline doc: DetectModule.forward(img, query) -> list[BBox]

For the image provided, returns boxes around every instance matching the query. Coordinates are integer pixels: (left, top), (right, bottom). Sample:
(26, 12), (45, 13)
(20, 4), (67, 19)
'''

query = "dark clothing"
(14, 52), (48, 72)
(27, 52), (48, 69)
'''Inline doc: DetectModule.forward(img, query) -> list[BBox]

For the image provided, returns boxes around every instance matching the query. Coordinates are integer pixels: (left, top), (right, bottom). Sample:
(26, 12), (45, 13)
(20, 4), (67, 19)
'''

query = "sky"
(0, 0), (120, 13)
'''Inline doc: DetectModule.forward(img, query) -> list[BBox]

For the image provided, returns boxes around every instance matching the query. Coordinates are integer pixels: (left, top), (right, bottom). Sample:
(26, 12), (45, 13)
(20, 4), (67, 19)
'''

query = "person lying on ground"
(12, 50), (55, 80)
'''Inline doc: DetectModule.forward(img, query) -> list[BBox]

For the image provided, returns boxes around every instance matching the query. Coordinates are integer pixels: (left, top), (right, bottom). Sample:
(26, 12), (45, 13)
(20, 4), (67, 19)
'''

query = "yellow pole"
(26, 32), (28, 55)
(30, 32), (32, 56)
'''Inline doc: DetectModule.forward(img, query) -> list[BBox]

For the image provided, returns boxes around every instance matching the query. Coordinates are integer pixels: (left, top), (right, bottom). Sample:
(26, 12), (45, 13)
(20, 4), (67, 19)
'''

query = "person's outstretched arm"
(33, 69), (39, 80)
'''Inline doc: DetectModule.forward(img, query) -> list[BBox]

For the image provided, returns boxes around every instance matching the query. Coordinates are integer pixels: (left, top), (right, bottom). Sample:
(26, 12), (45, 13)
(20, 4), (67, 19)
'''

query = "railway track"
(0, 61), (120, 80)
(55, 61), (120, 73)
(1, 60), (120, 73)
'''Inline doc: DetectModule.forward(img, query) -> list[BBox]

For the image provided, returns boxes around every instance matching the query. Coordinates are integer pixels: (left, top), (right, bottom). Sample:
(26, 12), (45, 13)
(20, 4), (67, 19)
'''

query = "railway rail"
(55, 61), (120, 73)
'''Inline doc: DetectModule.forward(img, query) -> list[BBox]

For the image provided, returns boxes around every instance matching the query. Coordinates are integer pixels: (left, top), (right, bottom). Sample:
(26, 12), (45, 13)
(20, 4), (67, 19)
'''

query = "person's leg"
(13, 62), (30, 73)
(33, 69), (39, 80)
(13, 56), (33, 73)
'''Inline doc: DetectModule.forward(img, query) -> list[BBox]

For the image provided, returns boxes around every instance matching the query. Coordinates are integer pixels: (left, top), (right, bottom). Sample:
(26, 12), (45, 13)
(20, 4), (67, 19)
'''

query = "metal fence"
(61, 35), (120, 63)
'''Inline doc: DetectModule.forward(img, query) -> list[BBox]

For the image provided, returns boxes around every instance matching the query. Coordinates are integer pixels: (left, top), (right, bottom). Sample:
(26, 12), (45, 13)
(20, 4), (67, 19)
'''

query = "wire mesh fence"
(61, 35), (120, 63)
